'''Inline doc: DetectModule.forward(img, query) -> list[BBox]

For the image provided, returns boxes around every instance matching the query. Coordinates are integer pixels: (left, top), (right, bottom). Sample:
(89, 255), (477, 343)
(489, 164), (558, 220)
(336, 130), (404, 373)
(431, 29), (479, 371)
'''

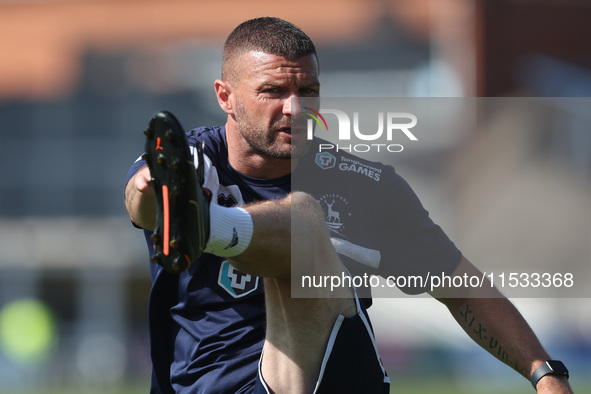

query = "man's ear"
(215, 79), (234, 115)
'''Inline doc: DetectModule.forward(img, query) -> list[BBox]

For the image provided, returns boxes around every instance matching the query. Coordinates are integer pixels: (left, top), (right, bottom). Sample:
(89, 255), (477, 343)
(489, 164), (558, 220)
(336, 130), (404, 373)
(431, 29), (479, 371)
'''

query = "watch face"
(547, 360), (569, 375)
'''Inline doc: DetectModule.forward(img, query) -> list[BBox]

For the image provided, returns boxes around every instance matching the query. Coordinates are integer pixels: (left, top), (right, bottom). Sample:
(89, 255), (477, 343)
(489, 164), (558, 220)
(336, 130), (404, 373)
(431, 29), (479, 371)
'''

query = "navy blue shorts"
(252, 300), (390, 394)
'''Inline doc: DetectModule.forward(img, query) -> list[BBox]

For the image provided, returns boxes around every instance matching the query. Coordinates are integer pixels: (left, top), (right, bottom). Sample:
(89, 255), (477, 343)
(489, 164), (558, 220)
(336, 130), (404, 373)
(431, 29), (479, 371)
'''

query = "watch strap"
(530, 360), (569, 389)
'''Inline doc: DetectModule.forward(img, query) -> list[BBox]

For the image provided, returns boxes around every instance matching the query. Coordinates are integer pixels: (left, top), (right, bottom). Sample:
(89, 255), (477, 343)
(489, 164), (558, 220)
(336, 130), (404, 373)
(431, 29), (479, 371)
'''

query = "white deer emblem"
(325, 199), (341, 223)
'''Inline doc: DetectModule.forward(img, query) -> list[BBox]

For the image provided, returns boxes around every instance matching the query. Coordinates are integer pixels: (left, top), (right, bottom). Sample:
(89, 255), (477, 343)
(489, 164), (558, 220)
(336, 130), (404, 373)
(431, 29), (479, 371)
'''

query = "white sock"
(204, 203), (253, 257)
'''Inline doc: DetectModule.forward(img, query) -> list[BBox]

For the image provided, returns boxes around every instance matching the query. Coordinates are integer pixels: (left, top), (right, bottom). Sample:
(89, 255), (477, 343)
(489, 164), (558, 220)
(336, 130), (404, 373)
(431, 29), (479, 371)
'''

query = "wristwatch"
(530, 360), (569, 389)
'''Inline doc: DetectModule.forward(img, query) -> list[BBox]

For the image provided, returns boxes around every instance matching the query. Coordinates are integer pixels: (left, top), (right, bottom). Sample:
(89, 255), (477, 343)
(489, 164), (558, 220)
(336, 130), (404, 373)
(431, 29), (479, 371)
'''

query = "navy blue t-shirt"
(125, 125), (461, 393)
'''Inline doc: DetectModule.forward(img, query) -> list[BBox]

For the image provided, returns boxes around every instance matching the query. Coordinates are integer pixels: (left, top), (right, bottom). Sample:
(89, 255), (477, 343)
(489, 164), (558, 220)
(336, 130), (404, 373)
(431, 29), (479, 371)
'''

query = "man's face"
(230, 51), (319, 160)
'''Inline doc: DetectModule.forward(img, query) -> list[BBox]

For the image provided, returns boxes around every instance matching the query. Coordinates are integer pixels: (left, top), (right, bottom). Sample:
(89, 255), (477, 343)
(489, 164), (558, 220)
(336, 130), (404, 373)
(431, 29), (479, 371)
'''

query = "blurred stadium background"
(0, 0), (589, 392)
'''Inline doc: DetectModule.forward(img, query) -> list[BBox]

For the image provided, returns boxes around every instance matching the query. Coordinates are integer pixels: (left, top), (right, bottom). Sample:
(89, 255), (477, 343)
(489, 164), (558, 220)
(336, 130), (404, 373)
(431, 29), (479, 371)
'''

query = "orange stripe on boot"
(162, 185), (170, 256)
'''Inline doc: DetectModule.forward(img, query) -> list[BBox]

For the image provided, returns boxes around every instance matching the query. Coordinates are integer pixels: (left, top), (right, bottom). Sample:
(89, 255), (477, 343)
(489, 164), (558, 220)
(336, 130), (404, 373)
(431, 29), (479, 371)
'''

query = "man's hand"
(133, 165), (154, 194)
(535, 375), (572, 393)
(125, 165), (156, 230)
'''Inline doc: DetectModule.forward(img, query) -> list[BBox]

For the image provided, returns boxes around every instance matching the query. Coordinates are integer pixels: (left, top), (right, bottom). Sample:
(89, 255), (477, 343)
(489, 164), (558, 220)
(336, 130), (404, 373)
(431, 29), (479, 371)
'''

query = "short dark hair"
(222, 17), (317, 82)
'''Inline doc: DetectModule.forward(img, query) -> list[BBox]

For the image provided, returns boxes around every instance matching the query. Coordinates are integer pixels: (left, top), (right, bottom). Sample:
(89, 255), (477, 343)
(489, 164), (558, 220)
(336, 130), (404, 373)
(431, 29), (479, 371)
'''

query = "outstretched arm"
(432, 256), (572, 393)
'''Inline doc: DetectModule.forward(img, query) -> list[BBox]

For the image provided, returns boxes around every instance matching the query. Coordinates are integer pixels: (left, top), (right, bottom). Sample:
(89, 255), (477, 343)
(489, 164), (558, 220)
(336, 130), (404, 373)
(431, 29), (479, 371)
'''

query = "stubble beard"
(235, 100), (310, 160)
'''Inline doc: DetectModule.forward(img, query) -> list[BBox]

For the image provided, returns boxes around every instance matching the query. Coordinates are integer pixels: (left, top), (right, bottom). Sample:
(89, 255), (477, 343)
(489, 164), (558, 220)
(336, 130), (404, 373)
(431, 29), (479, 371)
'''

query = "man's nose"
(284, 95), (302, 118)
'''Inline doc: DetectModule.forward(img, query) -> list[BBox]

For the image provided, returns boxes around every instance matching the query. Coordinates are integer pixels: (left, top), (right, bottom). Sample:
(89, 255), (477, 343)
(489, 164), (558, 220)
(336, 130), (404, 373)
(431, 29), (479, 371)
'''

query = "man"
(125, 17), (573, 393)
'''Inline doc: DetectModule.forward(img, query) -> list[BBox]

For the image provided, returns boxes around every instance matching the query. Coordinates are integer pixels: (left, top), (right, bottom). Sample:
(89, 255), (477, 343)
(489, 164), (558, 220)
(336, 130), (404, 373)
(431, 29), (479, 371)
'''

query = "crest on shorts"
(218, 260), (259, 298)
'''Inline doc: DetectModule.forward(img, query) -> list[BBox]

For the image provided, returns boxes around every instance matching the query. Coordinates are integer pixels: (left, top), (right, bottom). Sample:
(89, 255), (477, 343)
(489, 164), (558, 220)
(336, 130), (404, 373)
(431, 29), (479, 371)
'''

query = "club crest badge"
(318, 194), (351, 236)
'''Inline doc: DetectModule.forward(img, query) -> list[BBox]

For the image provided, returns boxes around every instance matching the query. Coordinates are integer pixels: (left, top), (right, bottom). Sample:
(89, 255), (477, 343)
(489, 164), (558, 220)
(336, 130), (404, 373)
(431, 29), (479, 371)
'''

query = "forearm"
(442, 296), (571, 392)
(444, 296), (546, 378)
(434, 256), (572, 392)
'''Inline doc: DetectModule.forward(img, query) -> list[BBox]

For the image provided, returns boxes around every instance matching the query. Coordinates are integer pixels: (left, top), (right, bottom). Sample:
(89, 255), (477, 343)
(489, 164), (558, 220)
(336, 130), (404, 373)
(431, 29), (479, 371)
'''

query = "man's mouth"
(276, 123), (307, 141)
(280, 126), (306, 134)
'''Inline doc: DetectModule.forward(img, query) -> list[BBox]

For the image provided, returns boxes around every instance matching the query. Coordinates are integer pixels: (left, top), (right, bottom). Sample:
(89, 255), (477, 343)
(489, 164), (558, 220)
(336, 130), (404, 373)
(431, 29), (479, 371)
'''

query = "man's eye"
(301, 88), (319, 96)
